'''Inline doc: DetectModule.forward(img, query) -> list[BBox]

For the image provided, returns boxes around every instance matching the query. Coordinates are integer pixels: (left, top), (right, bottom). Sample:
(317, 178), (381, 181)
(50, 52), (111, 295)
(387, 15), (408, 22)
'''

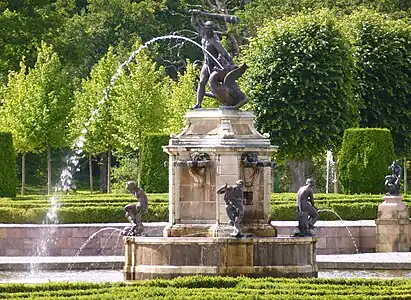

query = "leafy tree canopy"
(241, 9), (359, 160)
(345, 9), (411, 156)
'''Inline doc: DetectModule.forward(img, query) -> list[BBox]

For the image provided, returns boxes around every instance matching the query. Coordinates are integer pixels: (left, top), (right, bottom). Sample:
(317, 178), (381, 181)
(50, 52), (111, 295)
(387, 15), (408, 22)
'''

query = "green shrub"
(338, 128), (395, 194)
(140, 133), (169, 193)
(0, 132), (17, 197)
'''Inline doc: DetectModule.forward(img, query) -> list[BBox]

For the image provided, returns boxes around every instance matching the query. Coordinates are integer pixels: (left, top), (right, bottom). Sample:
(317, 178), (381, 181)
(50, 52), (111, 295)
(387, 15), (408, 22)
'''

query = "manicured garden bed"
(1, 276), (411, 299)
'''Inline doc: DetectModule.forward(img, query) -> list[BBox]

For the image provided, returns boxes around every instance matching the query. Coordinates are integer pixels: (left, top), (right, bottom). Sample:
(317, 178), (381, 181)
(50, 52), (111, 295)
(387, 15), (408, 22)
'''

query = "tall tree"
(346, 9), (411, 157)
(167, 61), (198, 134)
(25, 42), (72, 194)
(0, 60), (41, 194)
(112, 45), (170, 185)
(241, 10), (359, 190)
(69, 46), (120, 193)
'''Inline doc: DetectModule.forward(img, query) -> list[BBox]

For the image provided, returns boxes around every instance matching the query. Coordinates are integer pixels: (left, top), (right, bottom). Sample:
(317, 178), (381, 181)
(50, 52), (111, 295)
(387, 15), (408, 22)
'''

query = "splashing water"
(325, 150), (336, 194)
(68, 228), (123, 271)
(30, 195), (60, 274)
(317, 209), (360, 254)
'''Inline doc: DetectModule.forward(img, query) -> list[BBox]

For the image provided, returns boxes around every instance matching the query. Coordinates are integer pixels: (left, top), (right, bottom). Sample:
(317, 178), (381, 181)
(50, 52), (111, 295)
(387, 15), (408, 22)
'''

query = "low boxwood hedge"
(1, 276), (411, 299)
(0, 192), (408, 223)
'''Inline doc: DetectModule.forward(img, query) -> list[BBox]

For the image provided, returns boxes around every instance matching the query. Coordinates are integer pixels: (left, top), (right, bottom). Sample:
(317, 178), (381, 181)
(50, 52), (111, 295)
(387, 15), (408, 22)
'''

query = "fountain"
(123, 109), (318, 279)
(123, 11), (318, 279)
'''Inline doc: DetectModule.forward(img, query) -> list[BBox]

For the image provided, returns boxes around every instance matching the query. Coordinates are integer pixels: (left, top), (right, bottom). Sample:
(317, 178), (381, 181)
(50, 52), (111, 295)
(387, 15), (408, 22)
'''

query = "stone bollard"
(375, 195), (410, 252)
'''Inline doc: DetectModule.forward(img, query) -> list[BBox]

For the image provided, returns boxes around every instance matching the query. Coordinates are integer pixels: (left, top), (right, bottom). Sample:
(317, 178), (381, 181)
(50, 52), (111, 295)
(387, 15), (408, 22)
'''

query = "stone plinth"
(123, 236), (318, 280)
(163, 109), (278, 237)
(375, 195), (410, 252)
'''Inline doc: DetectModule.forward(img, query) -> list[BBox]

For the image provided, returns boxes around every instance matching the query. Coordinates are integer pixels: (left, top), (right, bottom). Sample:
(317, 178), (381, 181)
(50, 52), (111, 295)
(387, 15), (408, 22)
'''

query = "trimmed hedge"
(1, 276), (411, 299)
(0, 192), (409, 223)
(0, 132), (17, 197)
(338, 128), (395, 194)
(140, 133), (169, 193)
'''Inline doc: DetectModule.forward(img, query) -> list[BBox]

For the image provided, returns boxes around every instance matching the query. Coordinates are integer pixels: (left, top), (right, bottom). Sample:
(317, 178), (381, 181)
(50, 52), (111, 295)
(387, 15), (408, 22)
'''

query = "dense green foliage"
(237, 0), (411, 38)
(338, 128), (395, 194)
(345, 10), (411, 156)
(167, 62), (199, 134)
(0, 192), (409, 223)
(112, 46), (170, 151)
(1, 276), (411, 299)
(140, 134), (169, 193)
(0, 132), (17, 197)
(242, 10), (358, 160)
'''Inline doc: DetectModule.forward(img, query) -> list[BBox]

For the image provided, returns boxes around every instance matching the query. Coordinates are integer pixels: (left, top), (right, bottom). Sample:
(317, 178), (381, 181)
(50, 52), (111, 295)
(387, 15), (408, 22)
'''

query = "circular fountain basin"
(124, 236), (318, 280)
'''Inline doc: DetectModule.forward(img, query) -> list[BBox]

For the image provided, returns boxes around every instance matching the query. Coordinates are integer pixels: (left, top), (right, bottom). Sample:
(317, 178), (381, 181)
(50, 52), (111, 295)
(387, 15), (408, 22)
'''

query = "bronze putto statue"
(385, 160), (402, 196)
(122, 181), (148, 236)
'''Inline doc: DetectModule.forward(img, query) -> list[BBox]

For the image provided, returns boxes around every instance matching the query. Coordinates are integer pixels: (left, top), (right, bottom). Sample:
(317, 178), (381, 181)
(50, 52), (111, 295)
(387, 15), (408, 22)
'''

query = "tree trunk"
(107, 147), (111, 193)
(288, 159), (313, 192)
(404, 157), (407, 194)
(89, 154), (93, 193)
(47, 145), (52, 195)
(21, 152), (26, 196)
(100, 152), (108, 193)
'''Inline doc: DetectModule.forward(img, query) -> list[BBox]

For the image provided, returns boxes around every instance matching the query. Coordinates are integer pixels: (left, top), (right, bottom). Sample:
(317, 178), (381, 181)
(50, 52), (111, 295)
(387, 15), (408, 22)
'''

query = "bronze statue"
(385, 160), (402, 196)
(190, 10), (248, 109)
(295, 178), (319, 237)
(122, 181), (148, 236)
(208, 54), (249, 109)
(217, 180), (245, 237)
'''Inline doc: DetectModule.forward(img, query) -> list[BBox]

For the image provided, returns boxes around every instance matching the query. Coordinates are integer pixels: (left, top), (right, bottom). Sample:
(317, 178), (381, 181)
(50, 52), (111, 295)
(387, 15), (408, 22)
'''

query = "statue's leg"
(125, 212), (135, 225)
(300, 212), (310, 236)
(193, 65), (210, 109)
(235, 203), (244, 225)
(225, 204), (236, 225)
(296, 211), (304, 235)
(307, 206), (319, 229)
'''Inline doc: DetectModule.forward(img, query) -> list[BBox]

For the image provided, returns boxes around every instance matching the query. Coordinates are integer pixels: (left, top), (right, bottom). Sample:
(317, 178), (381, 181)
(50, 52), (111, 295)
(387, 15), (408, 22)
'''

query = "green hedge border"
(0, 192), (405, 223)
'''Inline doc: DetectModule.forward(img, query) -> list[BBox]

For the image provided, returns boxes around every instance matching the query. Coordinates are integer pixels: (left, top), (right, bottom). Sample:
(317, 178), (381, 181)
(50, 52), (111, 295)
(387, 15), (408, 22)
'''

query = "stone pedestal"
(375, 195), (410, 252)
(163, 109), (278, 237)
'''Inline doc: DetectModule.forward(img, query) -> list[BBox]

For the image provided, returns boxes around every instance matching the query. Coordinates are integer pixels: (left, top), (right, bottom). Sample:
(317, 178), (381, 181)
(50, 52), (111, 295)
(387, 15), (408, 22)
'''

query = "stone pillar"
(163, 108), (278, 237)
(375, 195), (410, 252)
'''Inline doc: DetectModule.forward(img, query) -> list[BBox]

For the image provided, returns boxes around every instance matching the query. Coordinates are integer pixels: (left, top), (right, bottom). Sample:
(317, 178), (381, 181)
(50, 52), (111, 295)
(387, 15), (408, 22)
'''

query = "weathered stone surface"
(163, 109), (277, 236)
(123, 236), (318, 279)
(376, 195), (410, 252)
